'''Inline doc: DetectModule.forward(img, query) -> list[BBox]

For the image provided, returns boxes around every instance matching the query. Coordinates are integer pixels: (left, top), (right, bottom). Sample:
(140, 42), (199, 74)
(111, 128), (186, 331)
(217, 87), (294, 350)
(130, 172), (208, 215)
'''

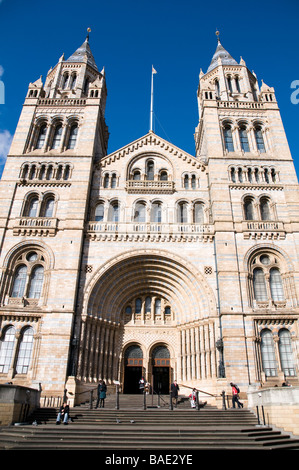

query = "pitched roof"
(66, 35), (98, 71)
(207, 40), (238, 73)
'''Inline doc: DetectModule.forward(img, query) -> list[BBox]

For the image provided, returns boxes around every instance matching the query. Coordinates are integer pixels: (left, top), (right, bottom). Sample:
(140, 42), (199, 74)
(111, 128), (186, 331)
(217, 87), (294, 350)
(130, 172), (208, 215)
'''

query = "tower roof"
(207, 38), (238, 73)
(66, 34), (98, 71)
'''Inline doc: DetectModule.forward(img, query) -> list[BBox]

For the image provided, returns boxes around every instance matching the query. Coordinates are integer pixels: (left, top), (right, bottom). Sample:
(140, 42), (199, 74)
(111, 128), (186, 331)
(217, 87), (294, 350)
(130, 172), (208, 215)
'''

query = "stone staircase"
(1, 394), (299, 450)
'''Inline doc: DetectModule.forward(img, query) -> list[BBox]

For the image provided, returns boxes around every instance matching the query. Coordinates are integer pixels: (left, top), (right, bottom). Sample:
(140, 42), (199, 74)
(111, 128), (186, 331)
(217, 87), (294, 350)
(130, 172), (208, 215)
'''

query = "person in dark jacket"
(56, 402), (70, 425)
(170, 380), (180, 407)
(96, 380), (107, 408)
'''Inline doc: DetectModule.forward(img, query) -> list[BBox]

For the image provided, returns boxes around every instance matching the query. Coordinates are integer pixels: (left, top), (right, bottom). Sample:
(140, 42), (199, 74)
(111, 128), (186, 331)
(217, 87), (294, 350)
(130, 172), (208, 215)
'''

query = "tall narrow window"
(160, 171), (168, 181)
(28, 265), (44, 299)
(145, 296), (151, 314)
(270, 268), (284, 301)
(95, 203), (104, 222)
(253, 268), (267, 301)
(70, 74), (77, 89)
(51, 124), (63, 149)
(255, 126), (265, 152)
(108, 202), (119, 222)
(111, 174), (117, 188)
(103, 174), (109, 188)
(178, 202), (188, 223)
(151, 202), (162, 223)
(146, 161), (154, 180)
(191, 175), (196, 189)
(67, 124), (78, 149)
(244, 197), (255, 220)
(135, 298), (142, 314)
(215, 79), (220, 97)
(194, 202), (204, 224)
(134, 202), (146, 222)
(223, 126), (234, 152)
(0, 326), (16, 373)
(27, 197), (39, 217)
(279, 329), (296, 377)
(261, 329), (277, 377)
(11, 265), (27, 298)
(227, 76), (233, 93)
(62, 73), (69, 89)
(235, 77), (241, 93)
(260, 197), (271, 220)
(15, 328), (34, 374)
(42, 197), (54, 217)
(36, 125), (47, 149)
(184, 175), (189, 189)
(133, 170), (141, 180)
(239, 126), (250, 152)
(155, 299), (161, 316)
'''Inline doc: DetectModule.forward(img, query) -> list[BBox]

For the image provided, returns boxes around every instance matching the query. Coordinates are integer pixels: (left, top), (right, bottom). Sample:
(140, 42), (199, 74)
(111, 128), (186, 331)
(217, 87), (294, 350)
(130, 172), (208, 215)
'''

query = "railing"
(38, 98), (86, 106)
(13, 217), (58, 236)
(87, 222), (214, 236)
(126, 180), (175, 193)
(217, 101), (264, 110)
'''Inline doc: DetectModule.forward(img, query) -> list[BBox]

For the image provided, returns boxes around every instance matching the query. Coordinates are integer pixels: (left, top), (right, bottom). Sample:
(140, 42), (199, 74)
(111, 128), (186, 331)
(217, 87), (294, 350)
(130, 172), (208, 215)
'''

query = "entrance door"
(123, 345), (144, 394)
(152, 346), (170, 395)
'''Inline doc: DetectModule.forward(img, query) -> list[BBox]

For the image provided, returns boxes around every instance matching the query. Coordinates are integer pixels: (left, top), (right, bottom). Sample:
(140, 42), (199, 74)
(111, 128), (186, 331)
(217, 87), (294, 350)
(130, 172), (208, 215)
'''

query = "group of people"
(56, 378), (245, 424)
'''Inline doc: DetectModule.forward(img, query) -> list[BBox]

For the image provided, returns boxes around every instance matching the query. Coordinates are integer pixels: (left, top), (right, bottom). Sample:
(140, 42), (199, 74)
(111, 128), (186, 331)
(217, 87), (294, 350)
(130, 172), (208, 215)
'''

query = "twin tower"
(0, 33), (298, 402)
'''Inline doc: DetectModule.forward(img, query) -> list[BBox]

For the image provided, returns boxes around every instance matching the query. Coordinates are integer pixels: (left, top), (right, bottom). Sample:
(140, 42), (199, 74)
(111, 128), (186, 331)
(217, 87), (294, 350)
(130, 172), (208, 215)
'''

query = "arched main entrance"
(123, 345), (144, 394)
(151, 345), (170, 395)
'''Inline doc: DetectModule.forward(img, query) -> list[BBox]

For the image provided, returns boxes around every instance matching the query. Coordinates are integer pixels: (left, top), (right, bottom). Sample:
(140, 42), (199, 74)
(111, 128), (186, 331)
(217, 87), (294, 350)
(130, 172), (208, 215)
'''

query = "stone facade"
(0, 34), (298, 402)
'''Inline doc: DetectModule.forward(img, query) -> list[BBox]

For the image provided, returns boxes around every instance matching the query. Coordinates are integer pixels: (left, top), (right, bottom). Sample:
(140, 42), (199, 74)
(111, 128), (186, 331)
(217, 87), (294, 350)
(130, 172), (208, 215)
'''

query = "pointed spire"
(66, 28), (98, 71)
(206, 31), (238, 73)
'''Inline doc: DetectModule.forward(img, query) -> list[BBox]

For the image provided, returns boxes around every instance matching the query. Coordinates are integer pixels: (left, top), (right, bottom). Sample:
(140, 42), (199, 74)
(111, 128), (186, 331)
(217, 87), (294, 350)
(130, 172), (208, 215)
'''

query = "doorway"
(123, 345), (144, 394)
(152, 345), (170, 395)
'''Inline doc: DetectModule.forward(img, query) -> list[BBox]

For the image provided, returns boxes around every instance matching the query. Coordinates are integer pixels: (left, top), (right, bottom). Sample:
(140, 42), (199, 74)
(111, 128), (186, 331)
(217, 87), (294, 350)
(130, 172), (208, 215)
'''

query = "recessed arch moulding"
(83, 249), (217, 324)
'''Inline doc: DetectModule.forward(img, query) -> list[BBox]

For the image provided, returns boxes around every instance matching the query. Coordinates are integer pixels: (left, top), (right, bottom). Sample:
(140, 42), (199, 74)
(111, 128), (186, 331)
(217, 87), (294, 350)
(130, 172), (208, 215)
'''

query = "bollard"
(169, 392), (173, 410)
(143, 391), (146, 410)
(89, 390), (93, 409)
(196, 391), (200, 411)
(221, 390), (226, 410)
(115, 385), (119, 410)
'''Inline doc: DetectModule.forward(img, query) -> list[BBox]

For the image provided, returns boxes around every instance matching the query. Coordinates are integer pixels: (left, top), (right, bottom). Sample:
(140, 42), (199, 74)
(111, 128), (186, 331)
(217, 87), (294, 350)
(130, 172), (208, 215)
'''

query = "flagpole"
(150, 66), (157, 132)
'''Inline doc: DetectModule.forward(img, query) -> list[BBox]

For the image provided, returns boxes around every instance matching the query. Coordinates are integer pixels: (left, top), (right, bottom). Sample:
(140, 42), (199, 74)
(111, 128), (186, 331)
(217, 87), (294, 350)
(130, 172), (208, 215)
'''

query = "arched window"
(11, 265), (27, 298)
(0, 326), (16, 373)
(51, 124), (63, 149)
(70, 74), (77, 90)
(151, 202), (162, 223)
(62, 73), (69, 90)
(95, 203), (104, 222)
(41, 196), (55, 217)
(135, 298), (142, 314)
(15, 327), (34, 374)
(67, 124), (78, 149)
(194, 202), (204, 224)
(35, 124), (47, 149)
(270, 268), (284, 301)
(227, 76), (233, 93)
(26, 196), (39, 217)
(111, 173), (117, 188)
(279, 329), (296, 377)
(103, 174), (109, 188)
(260, 197), (271, 220)
(255, 126), (265, 153)
(239, 126), (250, 152)
(108, 202), (119, 222)
(191, 175), (196, 189)
(160, 171), (168, 181)
(28, 265), (44, 299)
(134, 202), (146, 222)
(253, 268), (267, 301)
(178, 202), (188, 223)
(260, 329), (277, 377)
(154, 299), (161, 316)
(146, 160), (154, 181)
(215, 79), (220, 97)
(145, 296), (151, 314)
(244, 197), (255, 220)
(223, 125), (234, 152)
(133, 170), (141, 180)
(184, 174), (189, 189)
(235, 77), (241, 93)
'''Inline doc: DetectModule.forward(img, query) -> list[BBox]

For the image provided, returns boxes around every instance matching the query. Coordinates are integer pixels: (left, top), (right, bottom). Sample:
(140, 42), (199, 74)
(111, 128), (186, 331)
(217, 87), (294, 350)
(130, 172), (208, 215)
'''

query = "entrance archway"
(123, 345), (144, 394)
(152, 345), (170, 395)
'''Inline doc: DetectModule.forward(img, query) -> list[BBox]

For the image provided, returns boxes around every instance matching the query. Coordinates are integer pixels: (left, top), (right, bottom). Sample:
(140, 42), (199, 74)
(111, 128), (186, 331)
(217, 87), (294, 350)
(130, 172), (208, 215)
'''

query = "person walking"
(170, 380), (180, 408)
(230, 382), (243, 409)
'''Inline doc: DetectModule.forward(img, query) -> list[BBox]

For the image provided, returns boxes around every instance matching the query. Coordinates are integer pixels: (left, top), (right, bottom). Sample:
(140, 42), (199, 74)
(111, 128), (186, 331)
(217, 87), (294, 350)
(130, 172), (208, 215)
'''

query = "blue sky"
(0, 0), (298, 178)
